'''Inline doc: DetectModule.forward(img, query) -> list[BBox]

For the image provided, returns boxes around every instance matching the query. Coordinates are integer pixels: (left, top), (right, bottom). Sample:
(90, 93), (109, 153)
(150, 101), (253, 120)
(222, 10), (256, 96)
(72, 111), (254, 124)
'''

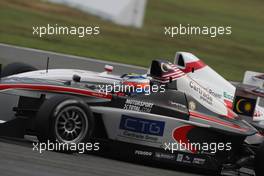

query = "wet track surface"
(0, 43), (202, 176)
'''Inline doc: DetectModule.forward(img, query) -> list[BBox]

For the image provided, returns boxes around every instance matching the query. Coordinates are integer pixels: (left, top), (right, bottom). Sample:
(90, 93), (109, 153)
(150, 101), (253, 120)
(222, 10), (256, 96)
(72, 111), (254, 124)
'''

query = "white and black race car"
(0, 59), (263, 176)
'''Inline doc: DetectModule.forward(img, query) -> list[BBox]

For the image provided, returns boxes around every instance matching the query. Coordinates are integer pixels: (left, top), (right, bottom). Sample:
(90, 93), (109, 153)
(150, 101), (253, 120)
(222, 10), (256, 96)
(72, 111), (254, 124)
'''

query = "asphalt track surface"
(0, 43), (147, 74)
(0, 43), (202, 176)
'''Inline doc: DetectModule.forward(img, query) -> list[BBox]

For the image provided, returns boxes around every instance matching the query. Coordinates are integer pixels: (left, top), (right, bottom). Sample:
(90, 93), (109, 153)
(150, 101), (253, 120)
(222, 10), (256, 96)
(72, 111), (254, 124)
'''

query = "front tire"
(36, 95), (94, 146)
(1, 62), (36, 77)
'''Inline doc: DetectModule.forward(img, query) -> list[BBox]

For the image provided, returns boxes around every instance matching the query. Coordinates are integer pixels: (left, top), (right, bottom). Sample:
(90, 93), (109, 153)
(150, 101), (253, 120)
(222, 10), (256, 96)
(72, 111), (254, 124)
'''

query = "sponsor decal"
(192, 158), (206, 165)
(207, 88), (222, 99)
(233, 96), (256, 117)
(169, 101), (187, 112)
(176, 154), (184, 162)
(134, 150), (153, 157)
(182, 155), (192, 164)
(188, 101), (196, 111)
(176, 154), (204, 165)
(155, 152), (175, 160)
(121, 131), (160, 142)
(123, 99), (154, 113)
(189, 81), (213, 105)
(120, 115), (165, 136)
(119, 115), (165, 143)
(224, 91), (234, 101)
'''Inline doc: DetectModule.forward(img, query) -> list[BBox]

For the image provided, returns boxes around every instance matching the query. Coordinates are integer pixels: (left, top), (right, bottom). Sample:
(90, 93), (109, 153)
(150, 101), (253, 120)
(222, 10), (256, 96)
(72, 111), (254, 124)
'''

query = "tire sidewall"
(36, 96), (94, 145)
(50, 99), (93, 144)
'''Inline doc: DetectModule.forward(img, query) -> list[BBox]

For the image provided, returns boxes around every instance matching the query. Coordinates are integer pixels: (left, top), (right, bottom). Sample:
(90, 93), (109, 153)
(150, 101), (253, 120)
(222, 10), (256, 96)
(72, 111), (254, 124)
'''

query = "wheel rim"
(55, 106), (88, 143)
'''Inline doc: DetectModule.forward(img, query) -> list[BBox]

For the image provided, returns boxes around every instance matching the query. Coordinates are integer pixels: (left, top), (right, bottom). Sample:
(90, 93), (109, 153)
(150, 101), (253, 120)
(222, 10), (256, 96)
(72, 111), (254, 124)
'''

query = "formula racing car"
(0, 59), (263, 176)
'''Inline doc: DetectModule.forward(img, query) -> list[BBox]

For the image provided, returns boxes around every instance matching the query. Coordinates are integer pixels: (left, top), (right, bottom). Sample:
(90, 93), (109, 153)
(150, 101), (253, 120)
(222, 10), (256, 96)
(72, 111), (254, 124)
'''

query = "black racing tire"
(1, 62), (36, 77)
(36, 95), (95, 149)
(255, 141), (264, 176)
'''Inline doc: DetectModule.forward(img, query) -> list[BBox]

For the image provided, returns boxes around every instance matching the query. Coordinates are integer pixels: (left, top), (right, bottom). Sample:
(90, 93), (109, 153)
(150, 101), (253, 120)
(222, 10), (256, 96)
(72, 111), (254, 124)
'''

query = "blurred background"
(0, 0), (263, 80)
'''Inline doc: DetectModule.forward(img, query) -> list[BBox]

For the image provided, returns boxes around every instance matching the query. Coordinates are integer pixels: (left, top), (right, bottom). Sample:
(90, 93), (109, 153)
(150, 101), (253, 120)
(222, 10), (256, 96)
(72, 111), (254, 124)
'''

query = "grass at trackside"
(0, 0), (263, 80)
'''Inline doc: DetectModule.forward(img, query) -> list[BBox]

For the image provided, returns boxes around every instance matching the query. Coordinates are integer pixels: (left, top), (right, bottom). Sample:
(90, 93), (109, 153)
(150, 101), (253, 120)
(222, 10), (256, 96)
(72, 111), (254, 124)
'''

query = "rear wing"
(243, 71), (264, 88)
(233, 84), (257, 118)
(233, 83), (264, 122)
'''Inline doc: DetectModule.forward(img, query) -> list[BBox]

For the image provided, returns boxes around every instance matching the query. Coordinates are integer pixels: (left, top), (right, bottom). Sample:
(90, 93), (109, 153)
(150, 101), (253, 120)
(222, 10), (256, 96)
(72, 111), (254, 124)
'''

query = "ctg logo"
(119, 115), (165, 136)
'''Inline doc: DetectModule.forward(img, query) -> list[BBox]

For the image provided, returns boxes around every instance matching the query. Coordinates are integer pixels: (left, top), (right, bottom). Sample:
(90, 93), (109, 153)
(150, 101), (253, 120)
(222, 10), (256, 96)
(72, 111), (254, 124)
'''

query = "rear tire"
(36, 95), (95, 151)
(1, 62), (36, 77)
(255, 141), (264, 176)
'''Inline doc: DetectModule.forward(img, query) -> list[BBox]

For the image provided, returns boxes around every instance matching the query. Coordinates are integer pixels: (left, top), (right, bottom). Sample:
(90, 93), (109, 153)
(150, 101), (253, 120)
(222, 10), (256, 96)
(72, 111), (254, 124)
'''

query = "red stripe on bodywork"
(226, 108), (236, 119)
(190, 111), (248, 132)
(163, 70), (184, 77)
(152, 74), (185, 81)
(172, 125), (197, 153)
(224, 99), (233, 109)
(0, 84), (112, 99)
(181, 60), (206, 73)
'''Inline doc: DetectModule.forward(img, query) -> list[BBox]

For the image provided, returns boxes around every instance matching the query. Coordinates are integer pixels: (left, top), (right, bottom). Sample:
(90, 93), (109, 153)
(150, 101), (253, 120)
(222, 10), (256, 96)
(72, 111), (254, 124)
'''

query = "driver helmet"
(121, 73), (150, 94)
